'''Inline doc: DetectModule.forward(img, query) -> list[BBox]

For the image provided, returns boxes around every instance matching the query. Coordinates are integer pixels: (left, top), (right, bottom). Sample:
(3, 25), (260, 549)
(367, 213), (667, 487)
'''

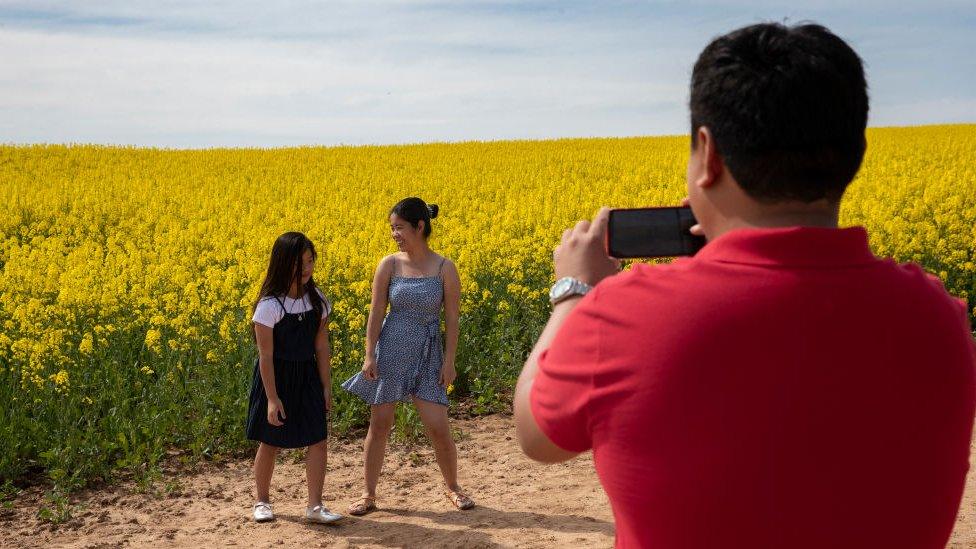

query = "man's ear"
(693, 126), (723, 190)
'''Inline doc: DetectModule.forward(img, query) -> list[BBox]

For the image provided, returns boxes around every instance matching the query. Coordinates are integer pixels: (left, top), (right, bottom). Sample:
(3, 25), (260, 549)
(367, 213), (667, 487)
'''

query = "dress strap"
(273, 295), (287, 315)
(391, 256), (397, 277)
(437, 257), (447, 305)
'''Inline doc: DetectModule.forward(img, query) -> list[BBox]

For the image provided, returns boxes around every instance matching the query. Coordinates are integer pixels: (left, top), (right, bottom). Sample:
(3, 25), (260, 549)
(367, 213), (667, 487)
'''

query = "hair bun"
(427, 204), (439, 219)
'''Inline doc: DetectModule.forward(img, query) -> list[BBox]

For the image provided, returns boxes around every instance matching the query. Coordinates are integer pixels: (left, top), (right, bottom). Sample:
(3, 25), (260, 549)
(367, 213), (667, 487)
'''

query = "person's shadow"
(276, 504), (614, 547)
(387, 505), (613, 535)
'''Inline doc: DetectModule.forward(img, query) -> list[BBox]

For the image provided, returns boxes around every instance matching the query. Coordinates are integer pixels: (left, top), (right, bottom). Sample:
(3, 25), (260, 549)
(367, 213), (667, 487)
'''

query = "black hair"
(390, 197), (439, 239)
(253, 232), (324, 332)
(690, 22), (869, 203)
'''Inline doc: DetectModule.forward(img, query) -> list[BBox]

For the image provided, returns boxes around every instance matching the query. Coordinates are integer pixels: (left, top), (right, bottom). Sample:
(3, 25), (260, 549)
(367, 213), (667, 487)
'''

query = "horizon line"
(2, 122), (972, 153)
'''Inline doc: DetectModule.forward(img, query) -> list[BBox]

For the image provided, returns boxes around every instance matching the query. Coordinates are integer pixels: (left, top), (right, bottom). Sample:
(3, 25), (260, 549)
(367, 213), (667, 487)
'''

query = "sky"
(1, 0), (974, 148)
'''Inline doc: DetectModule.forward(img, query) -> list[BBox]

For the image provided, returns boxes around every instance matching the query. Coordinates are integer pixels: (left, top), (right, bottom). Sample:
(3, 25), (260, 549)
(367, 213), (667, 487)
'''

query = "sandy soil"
(2, 414), (973, 548)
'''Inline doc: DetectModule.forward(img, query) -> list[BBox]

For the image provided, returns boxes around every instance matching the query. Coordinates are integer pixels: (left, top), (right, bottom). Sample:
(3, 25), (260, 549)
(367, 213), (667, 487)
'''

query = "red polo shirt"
(531, 226), (975, 549)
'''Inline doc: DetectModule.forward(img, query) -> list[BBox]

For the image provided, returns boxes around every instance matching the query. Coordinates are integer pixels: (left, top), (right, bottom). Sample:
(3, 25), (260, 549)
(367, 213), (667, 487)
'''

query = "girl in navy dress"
(246, 232), (343, 524)
(342, 198), (475, 515)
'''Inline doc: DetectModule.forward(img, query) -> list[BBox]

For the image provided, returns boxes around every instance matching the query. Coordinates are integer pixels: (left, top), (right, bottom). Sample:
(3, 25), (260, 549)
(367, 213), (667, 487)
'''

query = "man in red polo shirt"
(513, 23), (976, 548)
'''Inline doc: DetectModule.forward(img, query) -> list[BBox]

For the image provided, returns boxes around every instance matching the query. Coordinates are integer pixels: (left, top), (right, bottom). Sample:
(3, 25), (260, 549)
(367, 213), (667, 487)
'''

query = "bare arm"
(513, 298), (583, 462)
(362, 256), (393, 379)
(514, 208), (618, 463)
(255, 322), (286, 426)
(440, 260), (461, 386)
(314, 311), (332, 409)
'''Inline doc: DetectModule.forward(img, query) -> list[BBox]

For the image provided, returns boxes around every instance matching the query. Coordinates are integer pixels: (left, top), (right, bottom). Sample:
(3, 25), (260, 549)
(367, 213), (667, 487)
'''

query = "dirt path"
(3, 414), (974, 548)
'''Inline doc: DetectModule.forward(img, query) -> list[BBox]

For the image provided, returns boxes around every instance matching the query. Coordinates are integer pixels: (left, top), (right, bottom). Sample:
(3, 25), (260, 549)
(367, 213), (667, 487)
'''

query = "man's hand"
(553, 207), (621, 286)
(680, 197), (705, 237)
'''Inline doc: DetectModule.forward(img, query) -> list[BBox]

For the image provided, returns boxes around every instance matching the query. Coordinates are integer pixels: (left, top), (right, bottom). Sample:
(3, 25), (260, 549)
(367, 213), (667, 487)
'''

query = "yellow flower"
(144, 329), (162, 351)
(78, 333), (94, 356)
(49, 369), (69, 387)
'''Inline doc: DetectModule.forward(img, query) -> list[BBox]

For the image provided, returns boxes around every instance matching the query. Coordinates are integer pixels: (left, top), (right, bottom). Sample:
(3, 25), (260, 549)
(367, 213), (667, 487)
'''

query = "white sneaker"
(305, 504), (343, 524)
(253, 501), (274, 522)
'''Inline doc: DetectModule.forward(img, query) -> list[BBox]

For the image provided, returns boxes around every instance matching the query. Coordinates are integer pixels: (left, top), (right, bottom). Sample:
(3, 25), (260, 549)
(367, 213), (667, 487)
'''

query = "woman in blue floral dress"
(342, 197), (475, 515)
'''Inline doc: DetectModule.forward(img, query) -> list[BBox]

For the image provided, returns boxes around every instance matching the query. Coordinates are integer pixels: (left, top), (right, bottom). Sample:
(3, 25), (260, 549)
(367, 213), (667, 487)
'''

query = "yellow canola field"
(0, 125), (973, 490)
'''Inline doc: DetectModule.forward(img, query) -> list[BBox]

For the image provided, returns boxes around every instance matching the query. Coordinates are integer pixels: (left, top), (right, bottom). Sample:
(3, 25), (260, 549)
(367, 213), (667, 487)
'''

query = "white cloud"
(0, 1), (972, 146)
(0, 24), (690, 146)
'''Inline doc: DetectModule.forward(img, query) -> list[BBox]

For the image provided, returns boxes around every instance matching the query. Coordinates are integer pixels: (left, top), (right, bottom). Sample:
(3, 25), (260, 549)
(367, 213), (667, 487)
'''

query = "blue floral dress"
(342, 257), (449, 406)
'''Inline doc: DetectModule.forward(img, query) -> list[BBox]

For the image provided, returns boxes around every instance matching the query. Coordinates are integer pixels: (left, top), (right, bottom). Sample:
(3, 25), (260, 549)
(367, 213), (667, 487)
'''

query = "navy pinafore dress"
(246, 296), (328, 448)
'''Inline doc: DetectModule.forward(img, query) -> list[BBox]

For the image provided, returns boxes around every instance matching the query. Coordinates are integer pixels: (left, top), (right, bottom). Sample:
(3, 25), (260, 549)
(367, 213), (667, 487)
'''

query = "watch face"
(550, 277), (574, 300)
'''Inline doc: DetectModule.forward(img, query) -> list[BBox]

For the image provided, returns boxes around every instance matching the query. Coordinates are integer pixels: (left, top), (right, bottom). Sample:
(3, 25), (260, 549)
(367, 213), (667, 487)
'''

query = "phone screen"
(607, 207), (705, 258)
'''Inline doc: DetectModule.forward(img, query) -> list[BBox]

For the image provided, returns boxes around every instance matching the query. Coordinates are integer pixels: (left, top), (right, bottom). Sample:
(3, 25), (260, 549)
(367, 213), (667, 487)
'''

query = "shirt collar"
(694, 226), (876, 267)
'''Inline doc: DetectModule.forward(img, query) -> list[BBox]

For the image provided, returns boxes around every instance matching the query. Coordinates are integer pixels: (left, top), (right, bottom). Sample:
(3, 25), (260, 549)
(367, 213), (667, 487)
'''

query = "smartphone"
(606, 206), (706, 258)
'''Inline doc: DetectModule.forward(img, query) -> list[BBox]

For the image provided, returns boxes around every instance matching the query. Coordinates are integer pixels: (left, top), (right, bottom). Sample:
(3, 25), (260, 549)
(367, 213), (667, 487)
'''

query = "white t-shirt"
(252, 288), (332, 328)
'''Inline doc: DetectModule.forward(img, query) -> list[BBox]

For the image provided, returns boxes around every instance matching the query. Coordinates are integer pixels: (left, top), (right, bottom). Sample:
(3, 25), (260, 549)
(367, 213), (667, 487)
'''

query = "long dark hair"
(391, 197), (439, 239)
(253, 232), (325, 329)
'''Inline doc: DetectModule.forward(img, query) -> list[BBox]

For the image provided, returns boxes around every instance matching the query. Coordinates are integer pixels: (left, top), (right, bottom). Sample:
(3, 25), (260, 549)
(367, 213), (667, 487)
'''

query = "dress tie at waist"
(420, 320), (439, 363)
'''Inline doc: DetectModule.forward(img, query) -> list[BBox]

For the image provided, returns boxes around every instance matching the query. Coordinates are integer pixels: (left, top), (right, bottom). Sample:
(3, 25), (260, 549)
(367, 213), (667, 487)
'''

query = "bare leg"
(412, 397), (460, 491)
(362, 403), (396, 498)
(253, 443), (279, 502)
(306, 439), (328, 507)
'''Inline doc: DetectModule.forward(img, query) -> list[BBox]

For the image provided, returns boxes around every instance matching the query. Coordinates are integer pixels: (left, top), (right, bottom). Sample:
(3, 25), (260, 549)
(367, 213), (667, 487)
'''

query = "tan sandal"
(445, 489), (475, 510)
(347, 496), (377, 516)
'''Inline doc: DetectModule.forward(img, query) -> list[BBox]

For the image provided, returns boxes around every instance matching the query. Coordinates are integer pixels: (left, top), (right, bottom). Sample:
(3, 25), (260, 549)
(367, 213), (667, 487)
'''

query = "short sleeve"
(923, 272), (972, 328)
(316, 288), (332, 319)
(529, 288), (603, 453)
(252, 298), (283, 328)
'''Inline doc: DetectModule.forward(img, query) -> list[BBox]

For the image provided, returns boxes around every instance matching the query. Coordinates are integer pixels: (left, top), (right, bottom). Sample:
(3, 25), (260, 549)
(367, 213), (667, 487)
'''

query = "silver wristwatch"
(549, 277), (593, 305)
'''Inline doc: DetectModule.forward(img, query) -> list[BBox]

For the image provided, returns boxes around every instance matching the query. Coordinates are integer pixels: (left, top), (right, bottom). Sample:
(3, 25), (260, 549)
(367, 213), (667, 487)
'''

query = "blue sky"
(1, 0), (973, 147)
